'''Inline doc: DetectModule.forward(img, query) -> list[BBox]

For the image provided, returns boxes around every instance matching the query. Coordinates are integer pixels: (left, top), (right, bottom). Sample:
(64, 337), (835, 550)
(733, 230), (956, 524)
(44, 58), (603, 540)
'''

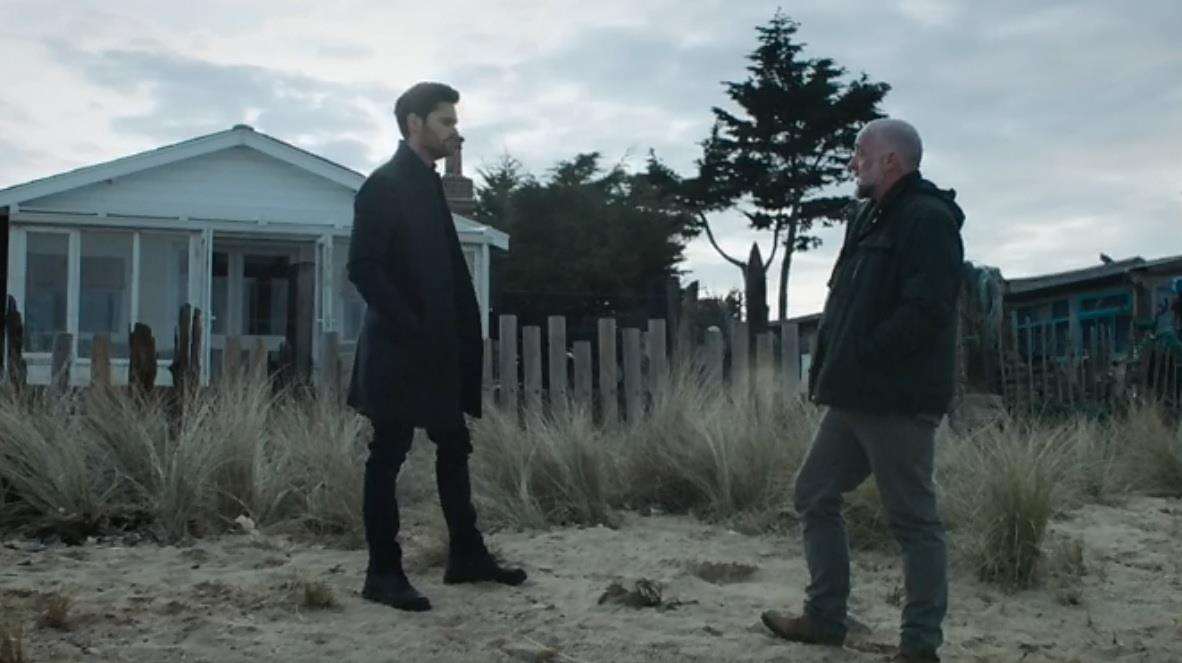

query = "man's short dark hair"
(394, 82), (460, 137)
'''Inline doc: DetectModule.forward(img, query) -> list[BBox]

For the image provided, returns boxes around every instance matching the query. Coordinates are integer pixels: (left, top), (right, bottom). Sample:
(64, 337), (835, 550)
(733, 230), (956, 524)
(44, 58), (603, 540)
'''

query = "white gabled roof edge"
(0, 125), (509, 250)
(455, 213), (509, 250)
(0, 124), (366, 208)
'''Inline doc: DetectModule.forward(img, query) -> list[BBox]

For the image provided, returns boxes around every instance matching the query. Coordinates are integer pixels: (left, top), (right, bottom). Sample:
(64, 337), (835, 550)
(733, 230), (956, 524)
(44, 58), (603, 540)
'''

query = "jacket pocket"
(850, 234), (894, 283)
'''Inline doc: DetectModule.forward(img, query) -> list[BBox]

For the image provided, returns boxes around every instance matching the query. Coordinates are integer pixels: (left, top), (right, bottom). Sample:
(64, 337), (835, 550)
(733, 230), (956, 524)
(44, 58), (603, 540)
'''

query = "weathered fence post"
(250, 338), (268, 377)
(548, 315), (568, 408)
(597, 318), (618, 425)
(781, 321), (800, 397)
(51, 332), (72, 392)
(755, 331), (775, 396)
(522, 325), (543, 412)
(90, 334), (112, 388)
(169, 304), (194, 393)
(5, 296), (26, 387)
(731, 321), (749, 394)
(573, 341), (593, 408)
(647, 318), (667, 396)
(482, 337), (494, 411)
(1039, 323), (1049, 404)
(223, 335), (242, 378)
(190, 308), (203, 381)
(498, 314), (518, 413)
(320, 331), (342, 402)
(128, 323), (157, 394)
(289, 261), (316, 384)
(705, 327), (724, 383)
(622, 327), (643, 421)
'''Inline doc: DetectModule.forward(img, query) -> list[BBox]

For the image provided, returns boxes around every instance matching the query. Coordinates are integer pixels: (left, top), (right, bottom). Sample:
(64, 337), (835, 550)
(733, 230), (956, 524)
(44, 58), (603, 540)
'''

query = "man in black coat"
(348, 82), (525, 612)
(760, 119), (964, 663)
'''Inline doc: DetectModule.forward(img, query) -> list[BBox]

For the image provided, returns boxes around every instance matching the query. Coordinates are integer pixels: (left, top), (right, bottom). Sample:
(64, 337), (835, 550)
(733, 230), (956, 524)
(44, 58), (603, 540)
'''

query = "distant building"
(0, 125), (508, 387)
(1005, 254), (1182, 357)
(779, 252), (1182, 372)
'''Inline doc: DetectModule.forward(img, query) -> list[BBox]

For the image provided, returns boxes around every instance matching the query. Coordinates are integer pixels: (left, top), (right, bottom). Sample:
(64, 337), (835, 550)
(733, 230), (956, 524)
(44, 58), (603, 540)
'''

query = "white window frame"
(12, 224), (201, 384)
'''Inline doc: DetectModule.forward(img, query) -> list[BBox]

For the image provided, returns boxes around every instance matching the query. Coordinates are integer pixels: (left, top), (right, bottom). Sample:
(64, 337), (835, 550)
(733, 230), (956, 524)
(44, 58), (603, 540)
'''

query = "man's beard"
(426, 139), (452, 160)
(855, 180), (876, 199)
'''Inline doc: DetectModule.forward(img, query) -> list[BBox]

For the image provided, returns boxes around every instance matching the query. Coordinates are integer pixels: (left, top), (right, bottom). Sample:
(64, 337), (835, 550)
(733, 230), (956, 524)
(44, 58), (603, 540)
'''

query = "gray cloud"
(6, 1), (1179, 318)
(46, 42), (394, 170)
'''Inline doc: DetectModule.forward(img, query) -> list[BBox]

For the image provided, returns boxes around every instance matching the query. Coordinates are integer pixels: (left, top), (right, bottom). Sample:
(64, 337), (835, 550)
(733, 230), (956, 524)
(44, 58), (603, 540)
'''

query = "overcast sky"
(2, 1), (1180, 317)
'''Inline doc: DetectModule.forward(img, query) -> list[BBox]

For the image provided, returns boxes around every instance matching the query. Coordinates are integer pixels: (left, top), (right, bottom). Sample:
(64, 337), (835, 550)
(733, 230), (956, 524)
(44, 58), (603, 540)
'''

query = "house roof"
(0, 125), (365, 207)
(0, 125), (508, 250)
(1131, 254), (1182, 276)
(1006, 257), (1147, 296)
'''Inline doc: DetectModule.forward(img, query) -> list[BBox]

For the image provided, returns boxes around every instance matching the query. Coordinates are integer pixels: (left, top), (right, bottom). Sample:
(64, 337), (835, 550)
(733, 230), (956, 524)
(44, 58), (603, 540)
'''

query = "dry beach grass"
(1, 364), (1180, 660)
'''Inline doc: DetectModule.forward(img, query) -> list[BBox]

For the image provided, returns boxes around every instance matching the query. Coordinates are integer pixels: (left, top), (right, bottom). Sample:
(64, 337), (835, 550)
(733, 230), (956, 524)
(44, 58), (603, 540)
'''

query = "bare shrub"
(199, 367), (286, 527)
(620, 361), (817, 528)
(0, 388), (117, 536)
(471, 401), (621, 529)
(689, 560), (758, 584)
(36, 593), (72, 630)
(275, 394), (372, 544)
(1045, 536), (1087, 606)
(0, 621), (24, 663)
(942, 420), (1073, 588)
(300, 579), (338, 610)
(1116, 401), (1182, 496)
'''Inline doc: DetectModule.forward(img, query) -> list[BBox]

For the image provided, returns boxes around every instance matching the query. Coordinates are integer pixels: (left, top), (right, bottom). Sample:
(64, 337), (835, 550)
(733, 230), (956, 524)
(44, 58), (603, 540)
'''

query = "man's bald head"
(863, 118), (923, 171)
(849, 118), (924, 201)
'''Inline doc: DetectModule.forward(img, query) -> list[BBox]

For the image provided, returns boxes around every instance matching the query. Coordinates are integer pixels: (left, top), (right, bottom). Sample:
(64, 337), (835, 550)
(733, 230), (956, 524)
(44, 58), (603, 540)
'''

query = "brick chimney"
(442, 147), (476, 216)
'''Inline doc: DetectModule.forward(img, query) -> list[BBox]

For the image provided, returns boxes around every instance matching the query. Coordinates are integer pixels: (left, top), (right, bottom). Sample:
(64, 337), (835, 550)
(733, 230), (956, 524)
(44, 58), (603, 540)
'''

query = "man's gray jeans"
(794, 406), (947, 653)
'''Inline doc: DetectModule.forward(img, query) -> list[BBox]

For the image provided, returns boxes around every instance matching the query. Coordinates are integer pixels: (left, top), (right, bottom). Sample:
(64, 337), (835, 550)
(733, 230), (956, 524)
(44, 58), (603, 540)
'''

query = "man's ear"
(407, 113), (423, 135)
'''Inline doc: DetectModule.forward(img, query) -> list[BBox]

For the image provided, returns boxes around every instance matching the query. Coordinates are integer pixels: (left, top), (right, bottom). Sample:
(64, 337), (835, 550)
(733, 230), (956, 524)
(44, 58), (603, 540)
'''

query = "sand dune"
(3, 496), (1180, 663)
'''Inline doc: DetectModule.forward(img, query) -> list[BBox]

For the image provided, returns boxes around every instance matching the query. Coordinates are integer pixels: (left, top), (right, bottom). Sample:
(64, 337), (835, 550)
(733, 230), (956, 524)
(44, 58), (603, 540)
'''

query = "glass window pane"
(24, 232), (68, 353)
(79, 231), (133, 359)
(242, 255), (290, 336)
(335, 239), (365, 342)
(139, 234), (191, 361)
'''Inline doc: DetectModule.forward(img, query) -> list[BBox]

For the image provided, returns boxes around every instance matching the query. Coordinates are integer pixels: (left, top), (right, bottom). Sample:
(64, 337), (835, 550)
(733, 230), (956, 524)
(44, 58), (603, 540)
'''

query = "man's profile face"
(849, 130), (881, 200)
(409, 102), (462, 161)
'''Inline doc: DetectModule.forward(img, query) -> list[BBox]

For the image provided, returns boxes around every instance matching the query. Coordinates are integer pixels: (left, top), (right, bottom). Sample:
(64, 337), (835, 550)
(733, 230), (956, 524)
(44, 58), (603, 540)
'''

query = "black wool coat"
(346, 142), (483, 430)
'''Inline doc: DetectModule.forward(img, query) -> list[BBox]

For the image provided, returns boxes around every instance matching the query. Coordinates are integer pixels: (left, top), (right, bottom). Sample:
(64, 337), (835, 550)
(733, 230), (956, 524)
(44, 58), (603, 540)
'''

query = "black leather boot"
(362, 570), (432, 611)
(444, 547), (527, 586)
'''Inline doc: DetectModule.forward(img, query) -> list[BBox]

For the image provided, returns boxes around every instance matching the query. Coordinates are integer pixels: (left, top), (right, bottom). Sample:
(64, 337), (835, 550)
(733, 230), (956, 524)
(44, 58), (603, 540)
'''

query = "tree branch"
(766, 215), (785, 267)
(698, 211), (746, 269)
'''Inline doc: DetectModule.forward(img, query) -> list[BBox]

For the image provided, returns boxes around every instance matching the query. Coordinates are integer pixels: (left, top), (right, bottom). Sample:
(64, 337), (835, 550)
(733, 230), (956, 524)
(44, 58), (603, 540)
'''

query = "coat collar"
(873, 170), (922, 219)
(852, 170), (922, 241)
(393, 140), (441, 180)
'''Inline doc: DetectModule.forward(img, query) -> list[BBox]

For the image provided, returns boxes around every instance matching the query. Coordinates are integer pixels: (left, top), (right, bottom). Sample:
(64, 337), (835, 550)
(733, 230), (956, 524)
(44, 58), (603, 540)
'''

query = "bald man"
(761, 119), (964, 663)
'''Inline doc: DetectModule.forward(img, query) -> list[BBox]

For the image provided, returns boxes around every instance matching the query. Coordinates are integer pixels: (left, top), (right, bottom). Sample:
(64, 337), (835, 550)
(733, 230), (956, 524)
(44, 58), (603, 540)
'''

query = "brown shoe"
(889, 647), (940, 662)
(760, 610), (845, 646)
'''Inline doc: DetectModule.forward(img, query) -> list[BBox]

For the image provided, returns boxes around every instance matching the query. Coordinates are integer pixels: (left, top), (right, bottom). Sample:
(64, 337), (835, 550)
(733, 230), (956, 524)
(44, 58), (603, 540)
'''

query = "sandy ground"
(3, 496), (1181, 663)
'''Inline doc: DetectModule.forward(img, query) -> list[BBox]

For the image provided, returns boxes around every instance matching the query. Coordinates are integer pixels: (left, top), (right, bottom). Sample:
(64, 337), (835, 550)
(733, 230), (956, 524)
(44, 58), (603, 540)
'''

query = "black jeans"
(362, 419), (484, 574)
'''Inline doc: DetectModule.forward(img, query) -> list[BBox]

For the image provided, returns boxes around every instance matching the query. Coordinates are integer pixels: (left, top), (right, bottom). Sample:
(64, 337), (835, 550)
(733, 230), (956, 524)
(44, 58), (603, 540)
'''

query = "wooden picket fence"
(478, 315), (807, 423)
(2, 296), (343, 400)
(1000, 319), (1182, 415)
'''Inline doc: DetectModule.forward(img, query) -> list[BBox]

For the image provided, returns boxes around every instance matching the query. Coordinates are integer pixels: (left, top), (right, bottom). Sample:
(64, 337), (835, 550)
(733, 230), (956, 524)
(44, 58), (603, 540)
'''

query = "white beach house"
(0, 124), (507, 386)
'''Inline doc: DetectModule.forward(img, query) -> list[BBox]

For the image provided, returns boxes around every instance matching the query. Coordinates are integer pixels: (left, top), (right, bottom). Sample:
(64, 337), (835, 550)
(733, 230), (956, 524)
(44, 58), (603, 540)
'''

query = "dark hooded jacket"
(808, 171), (965, 415)
(346, 142), (483, 430)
